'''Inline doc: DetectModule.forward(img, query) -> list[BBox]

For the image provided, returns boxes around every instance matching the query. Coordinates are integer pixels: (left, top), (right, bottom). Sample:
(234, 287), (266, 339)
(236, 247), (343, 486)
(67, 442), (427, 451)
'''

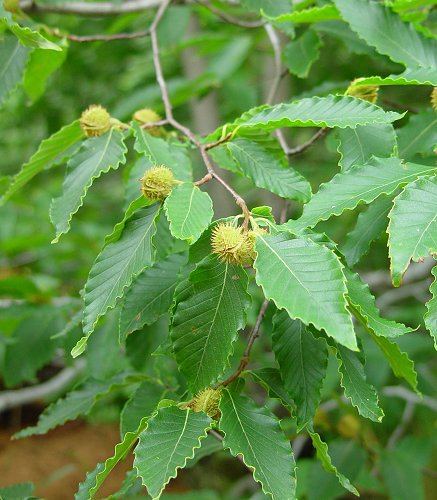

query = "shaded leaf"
(351, 67), (437, 86)
(0, 36), (29, 105)
(254, 232), (357, 350)
(397, 109), (437, 160)
(283, 29), (322, 79)
(272, 311), (328, 429)
(249, 367), (295, 410)
(424, 263), (437, 350)
(219, 389), (296, 500)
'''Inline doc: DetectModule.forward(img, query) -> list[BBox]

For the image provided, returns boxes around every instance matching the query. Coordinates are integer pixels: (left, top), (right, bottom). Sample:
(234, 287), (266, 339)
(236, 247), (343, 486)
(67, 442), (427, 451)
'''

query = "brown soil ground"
(0, 420), (136, 499)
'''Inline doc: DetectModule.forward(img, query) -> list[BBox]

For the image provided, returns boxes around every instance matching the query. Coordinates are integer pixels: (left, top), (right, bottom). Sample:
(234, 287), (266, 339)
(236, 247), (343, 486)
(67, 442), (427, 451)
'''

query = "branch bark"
(21, 0), (162, 16)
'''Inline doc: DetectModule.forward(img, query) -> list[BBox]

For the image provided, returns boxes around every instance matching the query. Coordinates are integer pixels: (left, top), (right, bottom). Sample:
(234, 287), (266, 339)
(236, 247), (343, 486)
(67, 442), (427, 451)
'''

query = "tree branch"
(20, 0), (162, 16)
(0, 360), (86, 413)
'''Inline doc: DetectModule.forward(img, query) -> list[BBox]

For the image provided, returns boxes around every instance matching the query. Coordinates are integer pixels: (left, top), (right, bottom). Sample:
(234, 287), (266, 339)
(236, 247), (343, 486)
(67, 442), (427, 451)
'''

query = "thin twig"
(53, 29), (152, 43)
(221, 299), (269, 387)
(20, 0), (162, 16)
(204, 132), (233, 151)
(264, 24), (283, 105)
(285, 127), (329, 156)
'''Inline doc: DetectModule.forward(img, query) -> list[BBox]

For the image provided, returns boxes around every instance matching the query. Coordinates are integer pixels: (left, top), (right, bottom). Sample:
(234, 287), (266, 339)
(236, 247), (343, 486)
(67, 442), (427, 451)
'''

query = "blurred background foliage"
(1, 1), (437, 499)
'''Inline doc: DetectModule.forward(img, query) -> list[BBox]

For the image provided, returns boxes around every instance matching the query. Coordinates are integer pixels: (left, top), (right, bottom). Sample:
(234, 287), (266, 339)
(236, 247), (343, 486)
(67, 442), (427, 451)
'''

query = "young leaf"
(269, 4), (341, 23)
(119, 253), (186, 340)
(272, 311), (328, 429)
(50, 129), (128, 242)
(334, 343), (384, 422)
(397, 109), (437, 160)
(341, 196), (392, 267)
(219, 389), (296, 500)
(345, 268), (414, 338)
(0, 36), (29, 105)
(226, 138), (311, 202)
(254, 233), (357, 350)
(424, 263), (437, 350)
(309, 431), (359, 496)
(0, 120), (84, 206)
(14, 373), (132, 438)
(132, 121), (192, 181)
(291, 157), (435, 230)
(5, 23), (61, 51)
(334, 0), (437, 69)
(134, 406), (212, 499)
(171, 255), (251, 392)
(284, 29), (322, 79)
(232, 95), (402, 134)
(388, 177), (437, 286)
(77, 204), (160, 355)
(164, 183), (213, 243)
(337, 123), (397, 171)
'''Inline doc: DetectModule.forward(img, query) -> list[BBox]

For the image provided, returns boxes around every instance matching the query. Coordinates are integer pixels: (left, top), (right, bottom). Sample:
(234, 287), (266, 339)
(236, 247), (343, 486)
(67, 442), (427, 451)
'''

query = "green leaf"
(0, 36), (29, 105)
(75, 204), (160, 356)
(388, 176), (437, 286)
(164, 183), (213, 243)
(334, 0), (437, 69)
(272, 311), (328, 429)
(134, 406), (212, 499)
(308, 431), (359, 496)
(424, 263), (437, 350)
(23, 43), (67, 101)
(0, 482), (35, 500)
(345, 268), (413, 338)
(0, 120), (84, 205)
(254, 233), (357, 350)
(350, 67), (437, 86)
(337, 123), (397, 171)
(15, 373), (131, 438)
(50, 129), (128, 242)
(291, 157), (436, 230)
(228, 95), (402, 134)
(119, 253), (186, 339)
(171, 255), (251, 392)
(366, 331), (419, 391)
(226, 138), (311, 202)
(5, 22), (61, 51)
(270, 5), (341, 23)
(241, 0), (290, 16)
(219, 389), (296, 500)
(341, 196), (393, 267)
(283, 29), (322, 78)
(120, 380), (170, 436)
(249, 367), (295, 410)
(132, 121), (192, 181)
(397, 110), (437, 160)
(334, 342), (384, 422)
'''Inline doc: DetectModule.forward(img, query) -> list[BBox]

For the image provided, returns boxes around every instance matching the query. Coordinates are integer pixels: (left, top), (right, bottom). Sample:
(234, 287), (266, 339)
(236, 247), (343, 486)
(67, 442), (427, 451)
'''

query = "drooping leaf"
(171, 255), (251, 392)
(0, 36), (29, 105)
(341, 196), (393, 267)
(226, 95), (402, 134)
(424, 263), (437, 350)
(254, 232), (357, 350)
(334, 0), (437, 69)
(50, 129), (128, 242)
(75, 204), (160, 356)
(0, 120), (84, 205)
(134, 406), (212, 499)
(291, 157), (435, 230)
(334, 342), (384, 422)
(23, 43), (68, 101)
(388, 176), (437, 286)
(397, 109), (437, 160)
(366, 330), (419, 391)
(132, 121), (192, 181)
(283, 29), (322, 78)
(272, 311), (328, 429)
(119, 253), (185, 340)
(270, 5), (341, 23)
(226, 138), (311, 202)
(249, 367), (295, 410)
(345, 268), (413, 338)
(164, 183), (213, 243)
(14, 373), (132, 438)
(337, 123), (397, 171)
(219, 389), (296, 500)
(309, 431), (359, 496)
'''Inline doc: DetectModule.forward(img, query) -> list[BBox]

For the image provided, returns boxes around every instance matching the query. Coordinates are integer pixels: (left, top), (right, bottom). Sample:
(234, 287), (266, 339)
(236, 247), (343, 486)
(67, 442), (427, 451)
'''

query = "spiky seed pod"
(211, 223), (255, 266)
(191, 388), (221, 420)
(346, 78), (379, 104)
(80, 105), (111, 137)
(431, 87), (437, 112)
(140, 165), (175, 201)
(336, 414), (361, 439)
(133, 108), (163, 137)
